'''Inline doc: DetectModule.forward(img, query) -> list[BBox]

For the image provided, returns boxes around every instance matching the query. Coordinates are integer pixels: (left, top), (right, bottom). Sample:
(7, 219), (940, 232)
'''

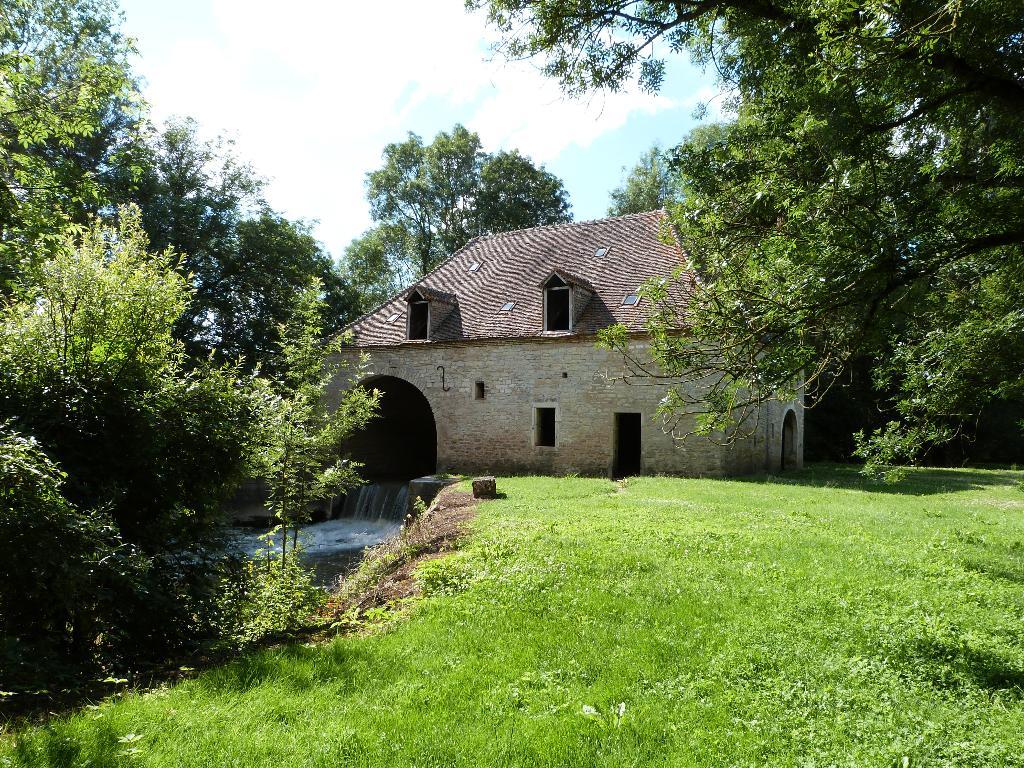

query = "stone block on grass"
(472, 476), (497, 499)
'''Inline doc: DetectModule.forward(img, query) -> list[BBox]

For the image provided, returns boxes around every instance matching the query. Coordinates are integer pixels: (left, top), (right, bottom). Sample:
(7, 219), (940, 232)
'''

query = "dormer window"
(408, 299), (428, 339)
(403, 286), (458, 341)
(544, 274), (571, 331)
(538, 268), (595, 333)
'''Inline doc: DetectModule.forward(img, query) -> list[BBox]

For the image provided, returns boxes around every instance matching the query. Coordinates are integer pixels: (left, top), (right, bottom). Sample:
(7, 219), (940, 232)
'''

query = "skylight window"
(387, 312), (401, 323)
(468, 261), (481, 272)
(622, 293), (640, 306)
(595, 247), (608, 258)
(500, 301), (516, 312)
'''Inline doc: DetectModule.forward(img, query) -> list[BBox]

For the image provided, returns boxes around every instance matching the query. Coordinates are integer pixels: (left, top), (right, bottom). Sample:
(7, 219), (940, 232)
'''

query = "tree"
(359, 124), (572, 301)
(608, 126), (729, 216)
(219, 211), (358, 372)
(259, 283), (378, 564)
(126, 118), (358, 369)
(608, 145), (675, 215)
(0, 0), (139, 294)
(475, 0), (1024, 475)
(343, 223), (414, 313)
(478, 149), (571, 233)
(0, 426), (143, 691)
(0, 207), (263, 676)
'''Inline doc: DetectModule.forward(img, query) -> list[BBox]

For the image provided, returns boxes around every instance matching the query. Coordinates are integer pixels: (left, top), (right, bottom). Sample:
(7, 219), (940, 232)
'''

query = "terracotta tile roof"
(345, 210), (691, 346)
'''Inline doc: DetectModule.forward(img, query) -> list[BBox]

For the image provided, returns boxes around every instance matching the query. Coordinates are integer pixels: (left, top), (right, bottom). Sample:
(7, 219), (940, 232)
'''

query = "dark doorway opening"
(781, 409), (798, 471)
(614, 412), (642, 477)
(535, 407), (556, 447)
(346, 376), (437, 480)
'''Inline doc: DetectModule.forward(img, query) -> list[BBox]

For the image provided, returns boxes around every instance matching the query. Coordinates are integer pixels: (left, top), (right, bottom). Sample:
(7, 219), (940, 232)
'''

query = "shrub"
(0, 209), (262, 689)
(216, 549), (326, 648)
(0, 427), (145, 692)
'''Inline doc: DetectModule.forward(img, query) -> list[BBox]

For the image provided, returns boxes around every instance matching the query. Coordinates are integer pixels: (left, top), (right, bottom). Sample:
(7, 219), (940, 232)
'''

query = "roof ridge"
(475, 209), (666, 241)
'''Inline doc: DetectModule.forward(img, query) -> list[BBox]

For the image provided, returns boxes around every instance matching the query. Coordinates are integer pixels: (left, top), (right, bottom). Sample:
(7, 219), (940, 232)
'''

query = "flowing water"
(232, 481), (409, 586)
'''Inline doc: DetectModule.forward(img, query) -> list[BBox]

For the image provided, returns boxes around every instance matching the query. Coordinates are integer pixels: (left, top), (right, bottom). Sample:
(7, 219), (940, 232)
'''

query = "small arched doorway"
(781, 409), (799, 471)
(347, 375), (437, 480)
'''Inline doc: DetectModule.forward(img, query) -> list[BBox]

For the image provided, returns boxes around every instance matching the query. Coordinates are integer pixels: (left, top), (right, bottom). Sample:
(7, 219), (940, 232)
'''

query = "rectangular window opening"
(475, 381), (485, 400)
(408, 300), (428, 340)
(545, 287), (570, 331)
(535, 407), (556, 447)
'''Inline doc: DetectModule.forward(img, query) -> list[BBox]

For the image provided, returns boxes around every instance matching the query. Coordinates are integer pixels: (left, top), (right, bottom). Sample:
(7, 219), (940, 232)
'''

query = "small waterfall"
(339, 480), (410, 521)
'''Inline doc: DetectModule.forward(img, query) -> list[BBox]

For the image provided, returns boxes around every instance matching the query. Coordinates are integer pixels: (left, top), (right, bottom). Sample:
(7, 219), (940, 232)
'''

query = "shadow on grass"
(11, 716), (123, 768)
(7, 642), (404, 768)
(733, 462), (1022, 496)
(194, 640), (393, 697)
(906, 634), (1024, 697)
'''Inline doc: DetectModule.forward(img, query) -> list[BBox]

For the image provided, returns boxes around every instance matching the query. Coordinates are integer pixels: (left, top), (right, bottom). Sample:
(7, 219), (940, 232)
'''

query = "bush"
(0, 210), (262, 690)
(216, 550), (326, 648)
(0, 427), (145, 692)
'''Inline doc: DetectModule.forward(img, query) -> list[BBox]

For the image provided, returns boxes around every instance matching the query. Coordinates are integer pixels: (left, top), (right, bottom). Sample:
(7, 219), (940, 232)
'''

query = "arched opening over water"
(781, 409), (799, 471)
(347, 375), (437, 480)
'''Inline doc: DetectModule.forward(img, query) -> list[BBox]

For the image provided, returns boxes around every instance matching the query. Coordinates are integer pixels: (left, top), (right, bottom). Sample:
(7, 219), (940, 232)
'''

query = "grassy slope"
(5, 465), (1024, 767)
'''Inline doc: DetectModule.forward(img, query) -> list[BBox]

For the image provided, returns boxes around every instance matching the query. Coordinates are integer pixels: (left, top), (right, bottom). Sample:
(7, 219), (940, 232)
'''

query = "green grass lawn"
(5, 465), (1024, 766)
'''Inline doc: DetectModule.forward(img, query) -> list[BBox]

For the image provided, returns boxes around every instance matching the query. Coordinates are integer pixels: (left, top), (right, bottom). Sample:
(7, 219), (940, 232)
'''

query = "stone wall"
(333, 337), (803, 477)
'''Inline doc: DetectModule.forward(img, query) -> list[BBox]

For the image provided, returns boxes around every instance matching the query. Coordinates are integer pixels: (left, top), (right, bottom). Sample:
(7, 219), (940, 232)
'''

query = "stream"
(231, 481), (409, 586)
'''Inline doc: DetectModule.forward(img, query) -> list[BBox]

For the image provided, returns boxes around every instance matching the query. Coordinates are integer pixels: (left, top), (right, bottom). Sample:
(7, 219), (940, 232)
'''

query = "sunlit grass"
(5, 464), (1024, 766)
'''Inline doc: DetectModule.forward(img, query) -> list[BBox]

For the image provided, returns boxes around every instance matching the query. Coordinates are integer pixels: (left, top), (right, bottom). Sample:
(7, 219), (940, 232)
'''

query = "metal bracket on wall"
(436, 365), (451, 392)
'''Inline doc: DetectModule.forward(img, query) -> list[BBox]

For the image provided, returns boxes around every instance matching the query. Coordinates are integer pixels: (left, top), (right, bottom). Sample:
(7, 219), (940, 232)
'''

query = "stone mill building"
(337, 210), (803, 480)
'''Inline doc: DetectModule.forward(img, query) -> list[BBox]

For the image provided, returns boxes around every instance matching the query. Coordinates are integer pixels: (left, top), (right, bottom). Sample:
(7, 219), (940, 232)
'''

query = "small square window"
(387, 312), (401, 323)
(535, 407), (556, 447)
(500, 301), (516, 312)
(622, 293), (640, 306)
(468, 261), (481, 272)
(474, 381), (485, 400)
(595, 247), (608, 258)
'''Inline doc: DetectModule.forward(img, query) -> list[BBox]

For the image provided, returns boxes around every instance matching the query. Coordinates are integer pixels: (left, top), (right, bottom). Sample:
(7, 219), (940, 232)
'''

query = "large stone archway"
(347, 375), (437, 480)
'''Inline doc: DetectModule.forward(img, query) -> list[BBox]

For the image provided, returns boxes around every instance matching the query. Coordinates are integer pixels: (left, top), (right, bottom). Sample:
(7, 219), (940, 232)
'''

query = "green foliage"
(7, 468), (1024, 764)
(477, 149), (571, 235)
(478, 0), (1024, 473)
(0, 426), (143, 692)
(0, 209), (262, 688)
(216, 551), (325, 648)
(0, 0), (139, 294)
(607, 144), (675, 215)
(356, 124), (571, 301)
(342, 223), (414, 312)
(414, 552), (479, 596)
(126, 118), (358, 369)
(258, 283), (378, 563)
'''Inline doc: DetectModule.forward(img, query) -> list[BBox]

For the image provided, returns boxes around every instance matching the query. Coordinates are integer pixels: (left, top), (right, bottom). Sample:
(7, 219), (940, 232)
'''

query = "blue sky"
(118, 0), (720, 259)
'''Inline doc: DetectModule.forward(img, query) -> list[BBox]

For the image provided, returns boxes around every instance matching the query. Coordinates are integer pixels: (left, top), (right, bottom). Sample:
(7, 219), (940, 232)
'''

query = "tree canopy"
(125, 119), (357, 371)
(608, 144), (675, 215)
(1, 2), (360, 371)
(0, 0), (139, 293)
(475, 0), (1024, 474)
(348, 124), (571, 309)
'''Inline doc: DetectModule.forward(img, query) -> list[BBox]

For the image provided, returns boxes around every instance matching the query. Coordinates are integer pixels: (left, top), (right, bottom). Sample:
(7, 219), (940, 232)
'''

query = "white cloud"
(127, 0), (686, 256)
